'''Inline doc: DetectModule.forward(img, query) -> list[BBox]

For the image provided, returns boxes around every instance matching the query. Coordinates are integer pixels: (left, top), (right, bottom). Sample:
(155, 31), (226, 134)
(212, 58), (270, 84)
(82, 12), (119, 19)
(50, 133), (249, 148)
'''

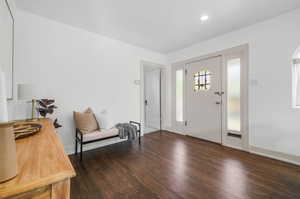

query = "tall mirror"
(0, 0), (14, 99)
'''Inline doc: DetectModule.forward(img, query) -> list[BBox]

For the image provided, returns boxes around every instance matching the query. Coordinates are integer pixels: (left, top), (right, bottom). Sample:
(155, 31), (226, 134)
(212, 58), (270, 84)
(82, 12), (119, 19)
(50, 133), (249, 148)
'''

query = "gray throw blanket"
(115, 123), (138, 140)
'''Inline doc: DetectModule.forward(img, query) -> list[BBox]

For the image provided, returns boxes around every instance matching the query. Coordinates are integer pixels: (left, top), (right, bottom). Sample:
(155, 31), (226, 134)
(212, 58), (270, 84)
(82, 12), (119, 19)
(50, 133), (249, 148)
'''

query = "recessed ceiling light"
(200, 15), (209, 22)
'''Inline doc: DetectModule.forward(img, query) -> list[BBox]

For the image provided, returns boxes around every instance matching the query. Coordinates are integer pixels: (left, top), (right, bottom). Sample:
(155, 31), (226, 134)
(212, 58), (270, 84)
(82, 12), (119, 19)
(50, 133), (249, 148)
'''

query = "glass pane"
(176, 70), (183, 122)
(194, 70), (211, 91)
(295, 64), (300, 106)
(227, 58), (241, 132)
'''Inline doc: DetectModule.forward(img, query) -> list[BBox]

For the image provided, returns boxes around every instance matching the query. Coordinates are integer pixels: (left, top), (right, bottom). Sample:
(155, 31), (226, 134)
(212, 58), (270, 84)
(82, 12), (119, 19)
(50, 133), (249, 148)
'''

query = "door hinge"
(184, 121), (188, 126)
(185, 69), (187, 75)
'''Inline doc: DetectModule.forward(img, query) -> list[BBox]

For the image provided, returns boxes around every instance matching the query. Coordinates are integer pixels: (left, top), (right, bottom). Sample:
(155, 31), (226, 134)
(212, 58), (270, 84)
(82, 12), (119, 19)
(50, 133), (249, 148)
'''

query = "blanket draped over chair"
(115, 123), (138, 140)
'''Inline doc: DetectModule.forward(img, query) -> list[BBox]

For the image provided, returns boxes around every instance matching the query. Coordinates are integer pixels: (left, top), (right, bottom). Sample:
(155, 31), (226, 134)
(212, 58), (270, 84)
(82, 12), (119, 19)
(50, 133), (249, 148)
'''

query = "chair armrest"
(76, 128), (84, 135)
(76, 128), (84, 141)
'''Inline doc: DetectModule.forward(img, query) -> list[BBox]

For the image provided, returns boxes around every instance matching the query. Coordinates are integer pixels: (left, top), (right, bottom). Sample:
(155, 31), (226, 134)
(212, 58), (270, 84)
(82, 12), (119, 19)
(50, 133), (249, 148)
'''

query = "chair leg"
(139, 132), (141, 145)
(80, 142), (83, 162)
(75, 138), (78, 155)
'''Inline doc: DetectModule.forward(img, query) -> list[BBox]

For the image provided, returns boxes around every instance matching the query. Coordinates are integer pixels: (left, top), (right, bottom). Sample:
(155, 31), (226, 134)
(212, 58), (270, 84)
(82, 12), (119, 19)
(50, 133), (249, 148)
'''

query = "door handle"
(214, 92), (224, 96)
(145, 100), (148, 106)
(216, 101), (221, 105)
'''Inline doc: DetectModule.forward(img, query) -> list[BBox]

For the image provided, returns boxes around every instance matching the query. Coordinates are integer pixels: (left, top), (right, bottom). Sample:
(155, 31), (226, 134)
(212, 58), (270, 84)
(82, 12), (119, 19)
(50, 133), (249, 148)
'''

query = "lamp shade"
(18, 84), (38, 100)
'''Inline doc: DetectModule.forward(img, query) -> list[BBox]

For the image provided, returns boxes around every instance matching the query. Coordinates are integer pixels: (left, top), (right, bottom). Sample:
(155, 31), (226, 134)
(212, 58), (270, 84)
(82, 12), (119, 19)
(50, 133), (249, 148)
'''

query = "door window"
(194, 70), (211, 91)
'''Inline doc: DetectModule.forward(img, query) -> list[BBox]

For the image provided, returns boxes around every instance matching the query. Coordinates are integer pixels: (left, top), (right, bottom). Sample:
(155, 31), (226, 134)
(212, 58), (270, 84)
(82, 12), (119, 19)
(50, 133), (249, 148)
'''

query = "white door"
(145, 69), (161, 129)
(186, 56), (222, 143)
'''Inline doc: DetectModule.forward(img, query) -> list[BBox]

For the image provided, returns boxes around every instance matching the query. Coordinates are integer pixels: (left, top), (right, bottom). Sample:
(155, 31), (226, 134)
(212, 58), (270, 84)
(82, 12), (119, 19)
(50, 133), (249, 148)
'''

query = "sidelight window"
(176, 70), (184, 122)
(227, 58), (241, 132)
(293, 50), (300, 108)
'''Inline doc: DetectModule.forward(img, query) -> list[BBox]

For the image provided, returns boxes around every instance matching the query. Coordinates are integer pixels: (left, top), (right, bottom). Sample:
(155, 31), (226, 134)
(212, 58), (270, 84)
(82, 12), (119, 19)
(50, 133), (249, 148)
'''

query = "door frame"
(140, 61), (165, 135)
(171, 44), (249, 151)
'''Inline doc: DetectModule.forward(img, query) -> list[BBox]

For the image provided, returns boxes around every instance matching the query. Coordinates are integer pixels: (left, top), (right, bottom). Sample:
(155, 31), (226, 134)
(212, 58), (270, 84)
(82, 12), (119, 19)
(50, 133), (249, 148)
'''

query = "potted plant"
(37, 99), (62, 128)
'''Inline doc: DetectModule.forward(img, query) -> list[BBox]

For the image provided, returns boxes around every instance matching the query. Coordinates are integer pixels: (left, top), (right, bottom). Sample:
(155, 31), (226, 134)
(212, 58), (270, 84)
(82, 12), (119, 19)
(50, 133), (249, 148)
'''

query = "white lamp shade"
(18, 84), (38, 100)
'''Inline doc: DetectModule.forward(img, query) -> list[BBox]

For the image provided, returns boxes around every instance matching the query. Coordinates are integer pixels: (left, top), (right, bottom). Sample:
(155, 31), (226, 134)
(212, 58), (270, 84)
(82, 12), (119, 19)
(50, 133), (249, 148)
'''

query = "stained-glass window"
(194, 70), (211, 91)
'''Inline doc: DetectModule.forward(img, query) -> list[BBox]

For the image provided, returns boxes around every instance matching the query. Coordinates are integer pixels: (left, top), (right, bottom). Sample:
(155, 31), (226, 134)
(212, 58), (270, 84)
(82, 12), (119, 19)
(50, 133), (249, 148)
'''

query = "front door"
(186, 56), (222, 143)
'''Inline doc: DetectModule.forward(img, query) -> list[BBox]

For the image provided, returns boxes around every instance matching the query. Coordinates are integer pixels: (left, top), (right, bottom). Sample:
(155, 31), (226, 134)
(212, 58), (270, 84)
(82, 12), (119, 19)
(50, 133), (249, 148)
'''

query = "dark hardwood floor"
(69, 131), (300, 199)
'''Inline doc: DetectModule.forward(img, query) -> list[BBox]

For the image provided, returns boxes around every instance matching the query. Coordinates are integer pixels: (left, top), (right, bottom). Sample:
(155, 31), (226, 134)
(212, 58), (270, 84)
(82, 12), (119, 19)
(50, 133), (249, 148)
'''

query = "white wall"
(9, 6), (300, 161)
(11, 10), (167, 154)
(167, 9), (300, 157)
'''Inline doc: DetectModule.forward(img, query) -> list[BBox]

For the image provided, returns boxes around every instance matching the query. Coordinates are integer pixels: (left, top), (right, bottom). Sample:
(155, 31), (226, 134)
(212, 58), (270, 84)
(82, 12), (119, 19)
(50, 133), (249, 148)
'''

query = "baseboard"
(250, 146), (300, 166)
(223, 143), (245, 152)
(162, 127), (185, 135)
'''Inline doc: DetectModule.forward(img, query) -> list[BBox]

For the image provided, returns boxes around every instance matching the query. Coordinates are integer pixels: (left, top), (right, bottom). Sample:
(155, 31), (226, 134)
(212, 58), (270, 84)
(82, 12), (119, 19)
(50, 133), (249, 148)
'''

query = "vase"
(0, 121), (17, 183)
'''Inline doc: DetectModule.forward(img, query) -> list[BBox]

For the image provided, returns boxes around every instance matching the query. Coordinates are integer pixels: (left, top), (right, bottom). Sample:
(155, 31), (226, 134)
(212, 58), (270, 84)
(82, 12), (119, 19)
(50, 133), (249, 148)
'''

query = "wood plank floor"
(69, 131), (300, 199)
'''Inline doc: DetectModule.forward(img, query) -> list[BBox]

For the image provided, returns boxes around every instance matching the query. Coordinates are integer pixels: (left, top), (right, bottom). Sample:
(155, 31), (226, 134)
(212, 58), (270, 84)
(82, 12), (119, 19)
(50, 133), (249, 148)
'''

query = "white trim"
(162, 127), (186, 135)
(171, 63), (187, 133)
(250, 146), (300, 166)
(222, 46), (249, 151)
(170, 44), (249, 151)
(223, 143), (244, 151)
(140, 61), (166, 135)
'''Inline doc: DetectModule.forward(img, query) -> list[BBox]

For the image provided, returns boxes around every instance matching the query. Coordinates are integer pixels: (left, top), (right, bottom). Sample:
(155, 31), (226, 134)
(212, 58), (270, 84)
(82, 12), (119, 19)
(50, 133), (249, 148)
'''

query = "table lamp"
(0, 72), (17, 183)
(18, 84), (39, 121)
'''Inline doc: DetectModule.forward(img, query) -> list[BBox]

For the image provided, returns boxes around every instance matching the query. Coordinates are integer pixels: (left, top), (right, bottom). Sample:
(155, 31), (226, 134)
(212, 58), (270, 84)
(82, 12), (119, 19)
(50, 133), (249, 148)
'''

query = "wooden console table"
(0, 119), (76, 199)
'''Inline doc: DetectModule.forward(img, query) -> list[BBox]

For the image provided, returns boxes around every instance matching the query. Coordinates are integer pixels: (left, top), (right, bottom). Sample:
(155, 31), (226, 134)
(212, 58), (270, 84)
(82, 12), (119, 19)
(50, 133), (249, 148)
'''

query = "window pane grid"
(194, 70), (211, 91)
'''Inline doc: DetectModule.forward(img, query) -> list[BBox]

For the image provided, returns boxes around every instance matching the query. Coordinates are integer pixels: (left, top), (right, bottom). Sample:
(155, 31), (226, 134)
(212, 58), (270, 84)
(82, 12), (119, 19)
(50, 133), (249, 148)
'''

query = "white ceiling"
(15, 0), (300, 53)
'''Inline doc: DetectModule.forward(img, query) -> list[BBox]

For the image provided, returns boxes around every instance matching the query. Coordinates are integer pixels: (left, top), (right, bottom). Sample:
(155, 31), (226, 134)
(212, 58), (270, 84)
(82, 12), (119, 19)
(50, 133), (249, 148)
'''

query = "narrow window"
(227, 58), (241, 132)
(293, 51), (300, 107)
(176, 70), (183, 122)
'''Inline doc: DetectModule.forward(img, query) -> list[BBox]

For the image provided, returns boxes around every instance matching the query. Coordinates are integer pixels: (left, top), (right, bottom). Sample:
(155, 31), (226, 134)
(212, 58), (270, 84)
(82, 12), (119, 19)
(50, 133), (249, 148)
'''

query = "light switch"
(134, 80), (140, 85)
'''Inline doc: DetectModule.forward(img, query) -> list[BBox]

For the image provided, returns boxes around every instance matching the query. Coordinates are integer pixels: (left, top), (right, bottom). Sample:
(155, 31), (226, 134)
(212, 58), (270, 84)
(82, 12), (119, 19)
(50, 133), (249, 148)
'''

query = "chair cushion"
(82, 128), (119, 142)
(73, 108), (99, 133)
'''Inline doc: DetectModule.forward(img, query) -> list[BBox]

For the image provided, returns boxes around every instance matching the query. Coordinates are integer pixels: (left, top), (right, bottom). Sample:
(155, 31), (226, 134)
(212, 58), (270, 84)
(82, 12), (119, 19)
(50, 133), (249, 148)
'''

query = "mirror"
(0, 0), (14, 99)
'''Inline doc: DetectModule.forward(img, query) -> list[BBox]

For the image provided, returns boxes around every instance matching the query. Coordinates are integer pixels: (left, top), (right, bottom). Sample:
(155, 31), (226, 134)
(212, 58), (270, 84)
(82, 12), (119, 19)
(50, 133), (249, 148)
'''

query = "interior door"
(145, 69), (161, 129)
(186, 56), (222, 143)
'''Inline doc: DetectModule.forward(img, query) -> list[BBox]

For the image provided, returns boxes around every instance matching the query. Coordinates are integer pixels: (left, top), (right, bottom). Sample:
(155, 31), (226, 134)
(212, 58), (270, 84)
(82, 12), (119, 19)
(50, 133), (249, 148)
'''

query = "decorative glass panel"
(176, 70), (183, 122)
(194, 70), (211, 91)
(227, 58), (241, 132)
